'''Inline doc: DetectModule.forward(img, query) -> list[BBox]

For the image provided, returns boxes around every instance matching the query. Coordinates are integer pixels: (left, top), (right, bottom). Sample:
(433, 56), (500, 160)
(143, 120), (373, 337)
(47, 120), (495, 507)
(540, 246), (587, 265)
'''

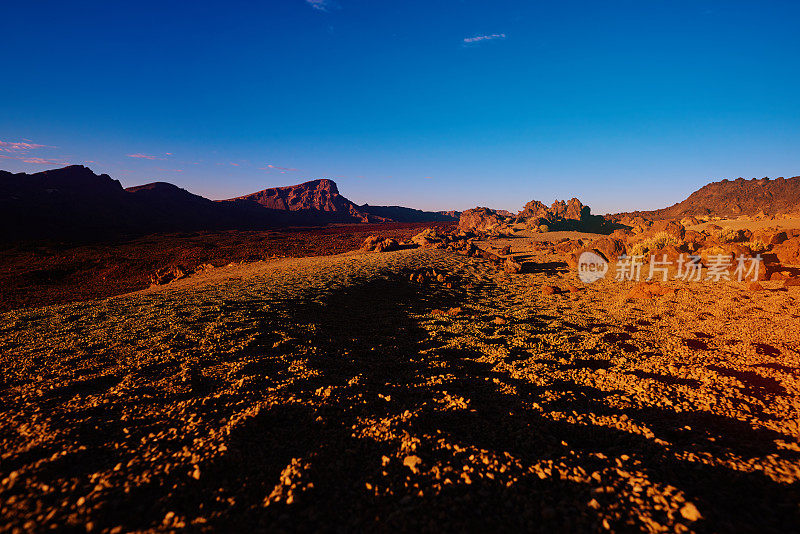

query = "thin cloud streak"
(0, 154), (67, 165)
(127, 153), (165, 160)
(0, 140), (49, 152)
(259, 164), (299, 172)
(463, 33), (506, 43)
(305, 0), (330, 12)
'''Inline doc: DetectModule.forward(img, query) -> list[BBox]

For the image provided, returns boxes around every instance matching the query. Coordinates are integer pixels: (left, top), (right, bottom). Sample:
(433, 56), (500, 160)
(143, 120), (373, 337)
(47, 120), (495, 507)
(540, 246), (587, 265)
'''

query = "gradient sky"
(2, 0), (799, 213)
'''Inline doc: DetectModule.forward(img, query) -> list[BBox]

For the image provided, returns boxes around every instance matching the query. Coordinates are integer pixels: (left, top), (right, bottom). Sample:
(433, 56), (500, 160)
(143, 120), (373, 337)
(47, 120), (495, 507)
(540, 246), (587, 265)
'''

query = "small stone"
(679, 502), (702, 521)
(747, 281), (764, 291)
(403, 455), (422, 474)
(541, 285), (560, 295)
(504, 257), (523, 274)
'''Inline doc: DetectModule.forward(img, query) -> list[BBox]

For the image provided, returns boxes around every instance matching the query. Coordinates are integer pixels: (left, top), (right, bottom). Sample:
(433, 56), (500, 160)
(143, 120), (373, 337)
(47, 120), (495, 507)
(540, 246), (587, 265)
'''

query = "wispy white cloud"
(0, 139), (65, 165)
(127, 153), (165, 160)
(306, 0), (331, 12)
(0, 154), (67, 165)
(126, 152), (172, 159)
(259, 164), (299, 172)
(463, 33), (506, 44)
(0, 140), (49, 152)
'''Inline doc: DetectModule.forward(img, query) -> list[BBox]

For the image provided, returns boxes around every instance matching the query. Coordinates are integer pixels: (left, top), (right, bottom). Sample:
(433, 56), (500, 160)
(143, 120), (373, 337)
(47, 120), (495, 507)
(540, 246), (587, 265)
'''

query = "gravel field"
(1, 247), (798, 532)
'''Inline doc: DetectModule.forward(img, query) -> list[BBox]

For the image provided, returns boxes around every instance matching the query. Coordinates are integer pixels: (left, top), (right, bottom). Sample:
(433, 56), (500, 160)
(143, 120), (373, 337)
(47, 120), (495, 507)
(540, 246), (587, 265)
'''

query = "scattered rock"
(679, 502), (703, 522)
(541, 285), (560, 295)
(504, 257), (523, 274)
(150, 265), (190, 286)
(403, 455), (422, 474)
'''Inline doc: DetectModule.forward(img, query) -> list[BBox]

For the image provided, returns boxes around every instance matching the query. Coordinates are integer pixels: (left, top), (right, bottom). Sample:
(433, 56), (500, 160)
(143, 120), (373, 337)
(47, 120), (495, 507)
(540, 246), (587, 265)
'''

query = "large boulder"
(411, 228), (445, 248)
(458, 207), (509, 233)
(649, 220), (686, 240)
(361, 235), (400, 253)
(770, 231), (789, 245)
(774, 237), (800, 265)
(591, 238), (626, 261)
(683, 229), (705, 250)
(755, 229), (788, 246)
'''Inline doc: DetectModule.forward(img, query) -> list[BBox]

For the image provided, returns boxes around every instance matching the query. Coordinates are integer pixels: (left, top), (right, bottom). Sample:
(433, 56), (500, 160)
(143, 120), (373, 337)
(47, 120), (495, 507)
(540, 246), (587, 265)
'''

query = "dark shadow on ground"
(4, 274), (799, 532)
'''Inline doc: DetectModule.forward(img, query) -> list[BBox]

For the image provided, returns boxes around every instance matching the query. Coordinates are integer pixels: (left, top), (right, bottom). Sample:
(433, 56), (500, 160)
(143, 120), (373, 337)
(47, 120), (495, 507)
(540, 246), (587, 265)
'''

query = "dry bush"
(743, 240), (768, 254)
(629, 232), (682, 256)
(717, 228), (746, 244)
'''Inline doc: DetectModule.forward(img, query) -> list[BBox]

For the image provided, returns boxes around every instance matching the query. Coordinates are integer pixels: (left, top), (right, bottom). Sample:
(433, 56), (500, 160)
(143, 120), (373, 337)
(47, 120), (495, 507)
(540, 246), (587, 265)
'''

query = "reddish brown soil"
(0, 222), (455, 312)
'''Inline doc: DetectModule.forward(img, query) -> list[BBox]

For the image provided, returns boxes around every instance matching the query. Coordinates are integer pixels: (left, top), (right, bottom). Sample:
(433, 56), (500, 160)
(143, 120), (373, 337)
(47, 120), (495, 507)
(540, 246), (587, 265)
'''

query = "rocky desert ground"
(1, 216), (799, 532)
(0, 222), (456, 312)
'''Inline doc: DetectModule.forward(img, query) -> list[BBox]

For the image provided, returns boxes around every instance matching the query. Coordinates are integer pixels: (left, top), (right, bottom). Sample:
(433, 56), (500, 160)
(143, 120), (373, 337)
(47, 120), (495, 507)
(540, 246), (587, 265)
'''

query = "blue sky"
(1, 0), (799, 213)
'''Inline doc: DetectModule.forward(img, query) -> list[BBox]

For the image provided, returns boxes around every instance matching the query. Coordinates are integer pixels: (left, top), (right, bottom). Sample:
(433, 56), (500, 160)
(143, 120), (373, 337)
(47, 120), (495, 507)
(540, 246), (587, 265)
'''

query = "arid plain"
(1, 212), (799, 532)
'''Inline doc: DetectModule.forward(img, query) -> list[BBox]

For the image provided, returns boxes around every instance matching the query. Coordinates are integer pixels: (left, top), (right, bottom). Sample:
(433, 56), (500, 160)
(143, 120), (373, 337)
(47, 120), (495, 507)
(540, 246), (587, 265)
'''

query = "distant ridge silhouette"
(0, 166), (457, 241)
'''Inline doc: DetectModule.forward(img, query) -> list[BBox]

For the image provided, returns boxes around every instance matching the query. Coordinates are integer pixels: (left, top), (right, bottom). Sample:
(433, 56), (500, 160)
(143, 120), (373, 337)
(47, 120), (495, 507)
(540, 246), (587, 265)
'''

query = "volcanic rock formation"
(616, 176), (800, 220)
(226, 179), (388, 223)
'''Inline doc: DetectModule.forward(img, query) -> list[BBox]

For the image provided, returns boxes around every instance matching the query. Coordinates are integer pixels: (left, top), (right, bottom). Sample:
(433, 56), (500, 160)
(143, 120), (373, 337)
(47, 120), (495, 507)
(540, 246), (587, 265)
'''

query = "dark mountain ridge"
(0, 166), (456, 241)
(358, 204), (460, 223)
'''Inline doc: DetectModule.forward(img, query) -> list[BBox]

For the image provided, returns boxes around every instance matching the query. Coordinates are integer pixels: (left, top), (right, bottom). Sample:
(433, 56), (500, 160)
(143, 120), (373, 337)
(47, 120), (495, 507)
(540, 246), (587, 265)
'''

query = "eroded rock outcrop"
(458, 207), (511, 233)
(228, 179), (388, 223)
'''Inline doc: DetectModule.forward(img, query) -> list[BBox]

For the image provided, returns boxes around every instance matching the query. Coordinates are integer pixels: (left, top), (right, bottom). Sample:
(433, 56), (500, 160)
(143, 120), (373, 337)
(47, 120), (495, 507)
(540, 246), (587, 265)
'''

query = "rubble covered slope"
(1, 245), (799, 532)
